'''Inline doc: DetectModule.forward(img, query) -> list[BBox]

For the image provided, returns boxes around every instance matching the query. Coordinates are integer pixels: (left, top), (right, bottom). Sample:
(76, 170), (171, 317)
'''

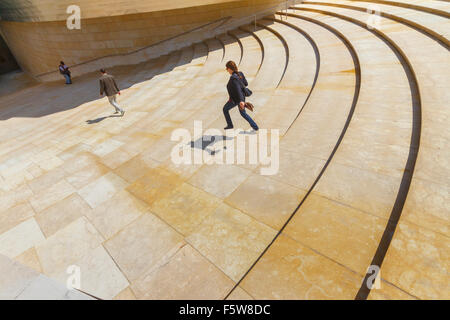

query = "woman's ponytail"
(226, 60), (241, 78)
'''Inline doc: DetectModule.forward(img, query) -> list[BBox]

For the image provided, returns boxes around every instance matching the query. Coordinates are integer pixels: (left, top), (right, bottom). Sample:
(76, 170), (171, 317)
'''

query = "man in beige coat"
(99, 68), (125, 116)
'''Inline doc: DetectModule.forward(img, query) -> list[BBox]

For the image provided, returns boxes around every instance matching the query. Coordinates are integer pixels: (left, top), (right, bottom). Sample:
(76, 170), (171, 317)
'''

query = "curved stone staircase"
(0, 0), (448, 300)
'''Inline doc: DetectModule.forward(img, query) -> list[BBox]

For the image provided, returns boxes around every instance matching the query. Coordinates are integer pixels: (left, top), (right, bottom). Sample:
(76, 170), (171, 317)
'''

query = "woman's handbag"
(243, 87), (253, 97)
(238, 76), (252, 97)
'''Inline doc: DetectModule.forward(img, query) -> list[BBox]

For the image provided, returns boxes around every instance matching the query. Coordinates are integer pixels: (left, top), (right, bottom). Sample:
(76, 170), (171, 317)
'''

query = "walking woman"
(59, 61), (72, 84)
(223, 61), (258, 131)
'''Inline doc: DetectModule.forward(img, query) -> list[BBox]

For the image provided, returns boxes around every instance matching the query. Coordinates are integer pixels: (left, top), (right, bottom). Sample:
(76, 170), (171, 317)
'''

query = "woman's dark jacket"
(227, 71), (248, 104)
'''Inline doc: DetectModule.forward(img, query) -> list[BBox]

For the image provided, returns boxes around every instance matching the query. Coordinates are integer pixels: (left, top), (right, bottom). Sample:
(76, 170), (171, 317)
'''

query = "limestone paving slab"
(26, 166), (67, 194)
(104, 213), (184, 282)
(126, 167), (184, 206)
(99, 146), (138, 170)
(0, 202), (35, 235)
(113, 154), (161, 183)
(131, 244), (234, 300)
(65, 162), (111, 190)
(380, 220), (450, 300)
(240, 234), (363, 299)
(269, 149), (326, 191)
(150, 182), (222, 236)
(35, 216), (104, 277)
(284, 193), (387, 275)
(84, 190), (149, 240)
(78, 172), (128, 209)
(34, 193), (91, 238)
(14, 247), (43, 274)
(225, 174), (306, 230)
(188, 164), (253, 200)
(187, 203), (277, 282)
(51, 245), (129, 300)
(0, 218), (45, 259)
(29, 179), (76, 213)
(400, 178), (449, 237)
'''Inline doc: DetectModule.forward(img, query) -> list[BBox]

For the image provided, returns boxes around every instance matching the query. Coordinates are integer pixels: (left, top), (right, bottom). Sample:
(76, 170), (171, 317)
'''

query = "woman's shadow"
(190, 135), (234, 156)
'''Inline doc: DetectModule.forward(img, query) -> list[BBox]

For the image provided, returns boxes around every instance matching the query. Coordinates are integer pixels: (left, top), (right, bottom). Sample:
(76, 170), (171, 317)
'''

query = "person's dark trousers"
(223, 100), (259, 130)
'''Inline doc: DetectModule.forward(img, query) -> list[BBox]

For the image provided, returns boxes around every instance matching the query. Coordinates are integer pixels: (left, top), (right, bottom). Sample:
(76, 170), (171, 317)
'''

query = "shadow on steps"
(0, 49), (197, 121)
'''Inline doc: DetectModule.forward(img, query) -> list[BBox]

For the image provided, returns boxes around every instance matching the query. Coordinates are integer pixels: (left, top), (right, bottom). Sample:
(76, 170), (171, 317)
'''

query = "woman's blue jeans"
(223, 100), (258, 129)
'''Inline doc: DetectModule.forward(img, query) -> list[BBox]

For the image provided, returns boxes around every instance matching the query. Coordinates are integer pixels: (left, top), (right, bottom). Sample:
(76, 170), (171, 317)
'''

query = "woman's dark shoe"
(224, 126), (234, 130)
(252, 126), (259, 131)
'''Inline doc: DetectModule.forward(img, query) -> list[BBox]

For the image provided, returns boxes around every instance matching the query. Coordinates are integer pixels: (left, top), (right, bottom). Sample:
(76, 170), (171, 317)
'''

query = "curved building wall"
(0, 0), (284, 81)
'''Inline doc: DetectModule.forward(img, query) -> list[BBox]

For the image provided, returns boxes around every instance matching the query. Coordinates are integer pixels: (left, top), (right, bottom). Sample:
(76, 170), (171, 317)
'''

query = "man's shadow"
(86, 114), (122, 124)
(190, 135), (234, 156)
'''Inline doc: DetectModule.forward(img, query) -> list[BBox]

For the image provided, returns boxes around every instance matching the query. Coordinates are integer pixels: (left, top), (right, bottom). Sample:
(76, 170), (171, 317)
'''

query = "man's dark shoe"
(224, 126), (234, 130)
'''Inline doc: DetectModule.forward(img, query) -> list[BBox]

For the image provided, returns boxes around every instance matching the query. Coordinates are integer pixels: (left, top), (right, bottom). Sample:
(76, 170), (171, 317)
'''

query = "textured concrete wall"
(0, 35), (18, 74)
(0, 0), (285, 81)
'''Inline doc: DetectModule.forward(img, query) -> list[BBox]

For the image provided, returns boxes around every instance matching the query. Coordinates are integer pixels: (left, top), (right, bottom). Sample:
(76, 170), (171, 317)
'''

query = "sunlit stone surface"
(0, 0), (448, 300)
